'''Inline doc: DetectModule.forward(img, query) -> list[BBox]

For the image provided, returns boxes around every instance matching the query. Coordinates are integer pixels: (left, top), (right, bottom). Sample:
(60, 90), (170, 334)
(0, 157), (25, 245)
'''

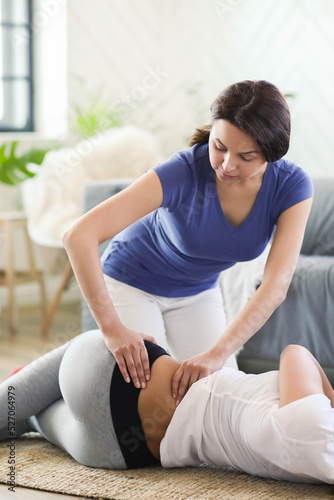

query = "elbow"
(270, 285), (288, 309)
(62, 224), (77, 250)
(277, 273), (292, 305)
(62, 220), (99, 252)
(259, 281), (288, 313)
(62, 227), (71, 249)
(277, 288), (288, 306)
(62, 229), (68, 248)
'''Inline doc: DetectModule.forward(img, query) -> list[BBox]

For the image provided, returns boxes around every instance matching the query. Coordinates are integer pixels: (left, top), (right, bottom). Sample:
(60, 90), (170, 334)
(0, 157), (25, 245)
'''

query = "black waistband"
(110, 341), (170, 468)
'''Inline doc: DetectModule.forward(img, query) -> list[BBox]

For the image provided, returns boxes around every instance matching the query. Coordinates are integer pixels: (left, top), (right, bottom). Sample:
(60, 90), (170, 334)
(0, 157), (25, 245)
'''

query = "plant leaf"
(21, 148), (49, 165)
(0, 145), (6, 163)
(13, 159), (37, 178)
(9, 141), (18, 160)
(0, 142), (50, 185)
(0, 160), (20, 185)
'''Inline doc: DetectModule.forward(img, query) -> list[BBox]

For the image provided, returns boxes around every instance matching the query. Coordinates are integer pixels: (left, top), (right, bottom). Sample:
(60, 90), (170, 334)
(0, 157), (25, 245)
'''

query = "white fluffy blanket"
(22, 126), (163, 247)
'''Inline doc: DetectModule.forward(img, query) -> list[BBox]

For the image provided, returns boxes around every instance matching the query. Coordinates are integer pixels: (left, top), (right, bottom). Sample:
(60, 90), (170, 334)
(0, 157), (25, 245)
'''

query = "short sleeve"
(153, 150), (194, 211)
(272, 163), (314, 223)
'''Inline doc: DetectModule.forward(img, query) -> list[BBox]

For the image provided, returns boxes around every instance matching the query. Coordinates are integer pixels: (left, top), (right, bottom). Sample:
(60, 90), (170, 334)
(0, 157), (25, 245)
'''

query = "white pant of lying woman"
(0, 330), (333, 484)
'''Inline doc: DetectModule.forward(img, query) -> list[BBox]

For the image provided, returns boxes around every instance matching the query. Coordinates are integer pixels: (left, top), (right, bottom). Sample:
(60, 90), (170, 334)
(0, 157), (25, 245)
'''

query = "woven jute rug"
(0, 435), (333, 500)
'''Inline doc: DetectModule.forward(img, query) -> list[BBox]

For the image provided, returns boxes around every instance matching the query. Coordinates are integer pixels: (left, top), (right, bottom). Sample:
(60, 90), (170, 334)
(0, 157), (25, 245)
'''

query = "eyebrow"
(215, 138), (259, 155)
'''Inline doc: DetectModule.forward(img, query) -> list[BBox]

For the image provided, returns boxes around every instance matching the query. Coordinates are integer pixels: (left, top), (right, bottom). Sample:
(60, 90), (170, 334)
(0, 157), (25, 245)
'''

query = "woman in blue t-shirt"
(63, 80), (313, 405)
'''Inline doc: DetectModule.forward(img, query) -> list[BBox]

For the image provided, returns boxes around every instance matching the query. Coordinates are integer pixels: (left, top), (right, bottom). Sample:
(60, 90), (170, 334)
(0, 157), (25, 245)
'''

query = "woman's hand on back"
(171, 349), (224, 405)
(104, 324), (156, 389)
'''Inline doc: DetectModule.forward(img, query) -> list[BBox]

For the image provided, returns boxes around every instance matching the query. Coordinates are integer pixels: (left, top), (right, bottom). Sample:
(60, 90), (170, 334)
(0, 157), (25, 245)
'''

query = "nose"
(222, 153), (236, 172)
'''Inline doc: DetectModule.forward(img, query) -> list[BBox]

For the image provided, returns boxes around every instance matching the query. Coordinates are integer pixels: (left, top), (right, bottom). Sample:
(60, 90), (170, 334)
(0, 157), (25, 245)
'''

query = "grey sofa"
(82, 177), (334, 382)
(238, 178), (334, 382)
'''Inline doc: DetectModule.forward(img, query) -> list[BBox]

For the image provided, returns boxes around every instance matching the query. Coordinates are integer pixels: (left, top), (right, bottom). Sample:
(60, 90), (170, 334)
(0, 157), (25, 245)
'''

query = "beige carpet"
(0, 435), (333, 500)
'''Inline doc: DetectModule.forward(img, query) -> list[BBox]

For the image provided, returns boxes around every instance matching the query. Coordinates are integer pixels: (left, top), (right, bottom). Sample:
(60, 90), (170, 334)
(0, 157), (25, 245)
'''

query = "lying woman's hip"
(55, 330), (127, 468)
(57, 330), (161, 469)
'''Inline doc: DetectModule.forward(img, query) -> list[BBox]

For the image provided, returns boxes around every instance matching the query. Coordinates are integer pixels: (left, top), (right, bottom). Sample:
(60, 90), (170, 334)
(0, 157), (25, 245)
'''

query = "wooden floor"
(0, 302), (82, 382)
(0, 301), (92, 499)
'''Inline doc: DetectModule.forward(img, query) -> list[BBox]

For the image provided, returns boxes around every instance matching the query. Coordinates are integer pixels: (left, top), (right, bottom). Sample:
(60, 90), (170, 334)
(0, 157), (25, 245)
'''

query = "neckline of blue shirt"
(212, 162), (271, 233)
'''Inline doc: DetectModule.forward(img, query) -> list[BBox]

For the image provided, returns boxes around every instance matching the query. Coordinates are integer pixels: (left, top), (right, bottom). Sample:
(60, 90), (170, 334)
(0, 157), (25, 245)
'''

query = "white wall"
(67, 0), (334, 175)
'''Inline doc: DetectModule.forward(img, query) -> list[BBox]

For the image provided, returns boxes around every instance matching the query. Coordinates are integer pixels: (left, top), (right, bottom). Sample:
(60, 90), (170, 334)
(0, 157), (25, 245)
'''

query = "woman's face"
(209, 119), (267, 185)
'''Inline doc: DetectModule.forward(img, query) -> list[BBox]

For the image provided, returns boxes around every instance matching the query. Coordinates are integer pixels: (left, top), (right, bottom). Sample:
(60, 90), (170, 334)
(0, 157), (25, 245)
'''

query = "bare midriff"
(138, 355), (180, 460)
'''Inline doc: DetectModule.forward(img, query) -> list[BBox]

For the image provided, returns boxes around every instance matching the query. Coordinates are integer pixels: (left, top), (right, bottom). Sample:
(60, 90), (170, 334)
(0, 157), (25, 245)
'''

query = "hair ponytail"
(188, 125), (211, 147)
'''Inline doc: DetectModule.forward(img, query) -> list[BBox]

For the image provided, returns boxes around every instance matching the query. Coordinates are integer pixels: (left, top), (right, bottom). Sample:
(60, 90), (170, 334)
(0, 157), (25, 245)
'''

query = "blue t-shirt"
(101, 144), (313, 297)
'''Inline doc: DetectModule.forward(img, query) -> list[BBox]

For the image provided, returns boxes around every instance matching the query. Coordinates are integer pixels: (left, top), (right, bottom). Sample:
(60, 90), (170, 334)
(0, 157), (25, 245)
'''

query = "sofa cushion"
(238, 255), (334, 366)
(301, 178), (334, 255)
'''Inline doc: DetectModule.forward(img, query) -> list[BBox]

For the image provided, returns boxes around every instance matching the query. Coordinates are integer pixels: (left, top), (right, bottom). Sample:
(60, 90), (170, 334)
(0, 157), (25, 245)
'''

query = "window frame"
(0, 0), (34, 132)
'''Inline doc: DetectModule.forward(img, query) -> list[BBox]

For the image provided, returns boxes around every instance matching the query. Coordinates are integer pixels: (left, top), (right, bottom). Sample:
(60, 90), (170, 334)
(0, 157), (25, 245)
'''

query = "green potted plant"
(71, 94), (120, 138)
(0, 141), (50, 186)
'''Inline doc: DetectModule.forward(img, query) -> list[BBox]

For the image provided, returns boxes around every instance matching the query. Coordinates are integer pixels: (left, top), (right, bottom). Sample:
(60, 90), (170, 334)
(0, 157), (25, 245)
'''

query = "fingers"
(140, 345), (151, 382)
(142, 333), (157, 345)
(172, 362), (210, 405)
(172, 366), (189, 406)
(114, 342), (150, 389)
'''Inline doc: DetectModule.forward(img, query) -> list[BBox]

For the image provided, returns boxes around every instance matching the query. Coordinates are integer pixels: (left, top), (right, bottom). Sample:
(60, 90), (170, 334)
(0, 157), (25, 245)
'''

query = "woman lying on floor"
(0, 330), (333, 484)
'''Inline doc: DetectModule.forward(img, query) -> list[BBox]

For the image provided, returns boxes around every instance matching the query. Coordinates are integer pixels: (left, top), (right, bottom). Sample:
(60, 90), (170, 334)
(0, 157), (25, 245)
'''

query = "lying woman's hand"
(171, 349), (223, 405)
(104, 325), (156, 389)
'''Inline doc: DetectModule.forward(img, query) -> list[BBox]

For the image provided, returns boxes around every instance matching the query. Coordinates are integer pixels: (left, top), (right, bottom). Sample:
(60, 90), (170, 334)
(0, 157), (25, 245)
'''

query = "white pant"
(104, 275), (238, 369)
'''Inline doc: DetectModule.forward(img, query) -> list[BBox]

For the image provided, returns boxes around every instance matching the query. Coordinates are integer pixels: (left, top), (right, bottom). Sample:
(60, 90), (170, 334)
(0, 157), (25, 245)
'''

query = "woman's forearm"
(63, 221), (159, 390)
(62, 225), (121, 336)
(216, 198), (314, 360)
(171, 279), (289, 403)
(214, 280), (287, 362)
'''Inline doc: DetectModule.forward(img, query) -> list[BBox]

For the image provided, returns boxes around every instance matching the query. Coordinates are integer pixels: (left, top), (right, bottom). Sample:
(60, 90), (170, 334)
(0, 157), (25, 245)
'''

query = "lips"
(217, 168), (236, 179)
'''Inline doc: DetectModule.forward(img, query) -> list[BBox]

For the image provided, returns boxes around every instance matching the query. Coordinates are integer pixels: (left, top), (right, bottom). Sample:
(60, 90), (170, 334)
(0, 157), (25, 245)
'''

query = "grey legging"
(0, 330), (127, 469)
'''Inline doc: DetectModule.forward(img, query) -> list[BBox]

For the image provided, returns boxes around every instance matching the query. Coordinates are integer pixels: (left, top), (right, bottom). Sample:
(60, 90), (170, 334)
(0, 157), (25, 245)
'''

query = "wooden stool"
(40, 259), (73, 335)
(0, 212), (47, 333)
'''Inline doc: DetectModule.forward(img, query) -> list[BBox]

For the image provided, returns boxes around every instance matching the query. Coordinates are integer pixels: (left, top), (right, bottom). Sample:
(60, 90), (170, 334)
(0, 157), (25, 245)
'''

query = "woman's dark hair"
(189, 80), (291, 162)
